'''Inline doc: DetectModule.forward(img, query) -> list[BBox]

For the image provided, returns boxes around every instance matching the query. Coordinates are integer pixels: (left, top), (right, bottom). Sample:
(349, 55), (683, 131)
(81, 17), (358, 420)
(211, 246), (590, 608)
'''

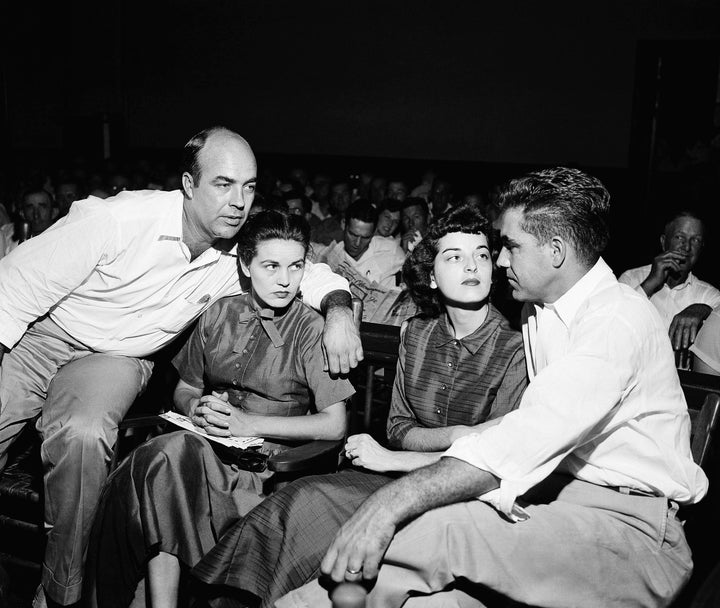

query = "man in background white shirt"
(313, 198), (405, 290)
(0, 187), (57, 260)
(279, 167), (707, 608)
(0, 126), (362, 608)
(618, 210), (720, 354)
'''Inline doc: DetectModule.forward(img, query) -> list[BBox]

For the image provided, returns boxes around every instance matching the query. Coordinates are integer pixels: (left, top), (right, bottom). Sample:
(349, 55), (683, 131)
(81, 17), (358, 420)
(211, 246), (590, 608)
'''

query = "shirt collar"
(156, 192), (237, 263)
(432, 307), (500, 354)
(536, 257), (614, 328)
(665, 271), (696, 291)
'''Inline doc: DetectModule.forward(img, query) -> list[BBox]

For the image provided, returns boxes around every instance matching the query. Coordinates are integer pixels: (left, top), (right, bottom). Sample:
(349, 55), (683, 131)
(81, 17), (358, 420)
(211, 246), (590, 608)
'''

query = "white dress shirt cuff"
(300, 261), (350, 310)
(0, 309), (25, 349)
(444, 434), (528, 522)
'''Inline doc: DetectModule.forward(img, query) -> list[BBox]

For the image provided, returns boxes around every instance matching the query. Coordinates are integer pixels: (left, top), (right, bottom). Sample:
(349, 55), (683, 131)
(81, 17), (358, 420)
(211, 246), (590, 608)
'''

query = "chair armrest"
(690, 392), (720, 469)
(267, 439), (342, 474)
(118, 414), (168, 431)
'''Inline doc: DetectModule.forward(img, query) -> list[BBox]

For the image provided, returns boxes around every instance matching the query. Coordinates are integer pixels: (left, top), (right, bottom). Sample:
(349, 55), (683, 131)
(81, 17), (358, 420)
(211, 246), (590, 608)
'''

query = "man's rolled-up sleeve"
(444, 312), (637, 516)
(299, 260), (350, 311)
(0, 203), (118, 348)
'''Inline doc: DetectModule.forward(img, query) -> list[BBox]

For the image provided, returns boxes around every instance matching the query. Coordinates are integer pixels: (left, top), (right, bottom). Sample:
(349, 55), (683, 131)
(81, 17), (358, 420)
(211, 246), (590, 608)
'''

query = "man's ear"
(239, 259), (251, 278)
(181, 172), (194, 199)
(660, 234), (667, 252)
(550, 236), (567, 268)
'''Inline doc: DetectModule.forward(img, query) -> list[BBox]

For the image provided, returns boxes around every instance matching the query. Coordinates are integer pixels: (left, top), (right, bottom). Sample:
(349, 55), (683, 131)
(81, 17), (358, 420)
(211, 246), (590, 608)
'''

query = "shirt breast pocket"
(158, 293), (212, 334)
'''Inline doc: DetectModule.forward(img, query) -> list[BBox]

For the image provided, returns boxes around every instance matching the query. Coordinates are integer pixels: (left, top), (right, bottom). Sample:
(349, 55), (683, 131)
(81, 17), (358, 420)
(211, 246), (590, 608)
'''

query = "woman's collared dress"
(86, 294), (354, 608)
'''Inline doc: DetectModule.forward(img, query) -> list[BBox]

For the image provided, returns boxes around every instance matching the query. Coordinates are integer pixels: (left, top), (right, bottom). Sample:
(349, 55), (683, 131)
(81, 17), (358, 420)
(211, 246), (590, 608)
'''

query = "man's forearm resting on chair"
(320, 290), (364, 375)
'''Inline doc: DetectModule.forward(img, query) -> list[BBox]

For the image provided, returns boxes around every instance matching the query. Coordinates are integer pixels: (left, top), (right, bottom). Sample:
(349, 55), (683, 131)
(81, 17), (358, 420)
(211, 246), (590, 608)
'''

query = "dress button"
(242, 349), (248, 354)
(441, 384), (447, 390)
(232, 379), (238, 386)
(447, 362), (453, 368)
(436, 408), (441, 414)
(235, 363), (240, 368)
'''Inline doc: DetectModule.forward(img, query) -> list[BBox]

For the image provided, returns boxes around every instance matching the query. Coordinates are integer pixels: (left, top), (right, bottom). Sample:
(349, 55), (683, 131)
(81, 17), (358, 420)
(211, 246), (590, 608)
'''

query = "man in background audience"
(54, 179), (83, 218)
(284, 189), (316, 227)
(399, 196), (430, 254)
(409, 168), (435, 200)
(313, 198), (405, 290)
(386, 179), (408, 202)
(618, 210), (720, 355)
(374, 198), (402, 242)
(310, 173), (332, 221)
(428, 178), (454, 217)
(0, 187), (56, 260)
(311, 179), (352, 245)
(369, 176), (387, 205)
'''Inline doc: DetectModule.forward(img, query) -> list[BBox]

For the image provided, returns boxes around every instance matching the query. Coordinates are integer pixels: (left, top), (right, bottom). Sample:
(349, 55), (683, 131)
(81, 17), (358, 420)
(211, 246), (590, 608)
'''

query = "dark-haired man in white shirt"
(278, 167), (707, 608)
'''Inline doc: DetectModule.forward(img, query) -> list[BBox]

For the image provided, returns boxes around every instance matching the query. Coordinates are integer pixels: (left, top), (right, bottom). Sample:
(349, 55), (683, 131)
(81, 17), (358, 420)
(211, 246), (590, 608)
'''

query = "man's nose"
(230, 185), (248, 209)
(497, 247), (509, 267)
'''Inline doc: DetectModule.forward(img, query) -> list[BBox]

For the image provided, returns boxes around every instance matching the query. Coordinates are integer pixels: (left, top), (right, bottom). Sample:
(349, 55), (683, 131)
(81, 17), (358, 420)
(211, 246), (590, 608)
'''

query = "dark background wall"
(2, 0), (719, 277)
(3, 1), (717, 162)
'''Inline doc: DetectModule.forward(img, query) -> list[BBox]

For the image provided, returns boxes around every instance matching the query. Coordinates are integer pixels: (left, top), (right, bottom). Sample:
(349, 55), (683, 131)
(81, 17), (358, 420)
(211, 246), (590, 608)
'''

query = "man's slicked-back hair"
(345, 198), (378, 227)
(497, 166), (610, 267)
(182, 126), (235, 184)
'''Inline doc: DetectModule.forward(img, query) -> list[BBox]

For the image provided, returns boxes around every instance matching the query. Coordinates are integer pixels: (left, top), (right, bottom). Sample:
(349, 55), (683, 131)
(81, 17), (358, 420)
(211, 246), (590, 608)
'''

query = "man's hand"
(400, 230), (421, 254)
(320, 457), (500, 583)
(669, 303), (712, 351)
(321, 292), (363, 375)
(345, 433), (397, 472)
(320, 490), (397, 583)
(640, 250), (687, 296)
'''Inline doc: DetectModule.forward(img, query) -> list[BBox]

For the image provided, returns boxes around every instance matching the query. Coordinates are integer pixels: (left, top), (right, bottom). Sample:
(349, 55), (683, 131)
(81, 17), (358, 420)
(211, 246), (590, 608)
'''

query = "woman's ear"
(430, 273), (437, 289)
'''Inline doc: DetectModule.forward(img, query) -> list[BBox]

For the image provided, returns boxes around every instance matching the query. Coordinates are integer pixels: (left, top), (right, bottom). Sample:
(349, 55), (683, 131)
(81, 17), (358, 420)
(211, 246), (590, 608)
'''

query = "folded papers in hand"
(160, 411), (264, 449)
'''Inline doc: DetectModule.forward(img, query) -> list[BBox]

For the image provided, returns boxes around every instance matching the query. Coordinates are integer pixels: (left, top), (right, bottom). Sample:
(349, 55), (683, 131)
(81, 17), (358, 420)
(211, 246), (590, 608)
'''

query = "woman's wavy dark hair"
(402, 203), (496, 318)
(236, 210), (310, 288)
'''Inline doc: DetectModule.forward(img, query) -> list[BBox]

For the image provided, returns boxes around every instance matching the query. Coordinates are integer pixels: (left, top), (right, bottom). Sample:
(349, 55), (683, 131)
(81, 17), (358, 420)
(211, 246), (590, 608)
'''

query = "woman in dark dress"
(191, 203), (528, 607)
(85, 210), (355, 608)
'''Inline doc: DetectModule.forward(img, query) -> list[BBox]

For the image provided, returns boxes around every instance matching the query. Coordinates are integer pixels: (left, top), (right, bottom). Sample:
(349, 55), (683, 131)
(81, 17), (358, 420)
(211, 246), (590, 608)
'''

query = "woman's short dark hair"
(236, 209), (310, 273)
(402, 203), (496, 317)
